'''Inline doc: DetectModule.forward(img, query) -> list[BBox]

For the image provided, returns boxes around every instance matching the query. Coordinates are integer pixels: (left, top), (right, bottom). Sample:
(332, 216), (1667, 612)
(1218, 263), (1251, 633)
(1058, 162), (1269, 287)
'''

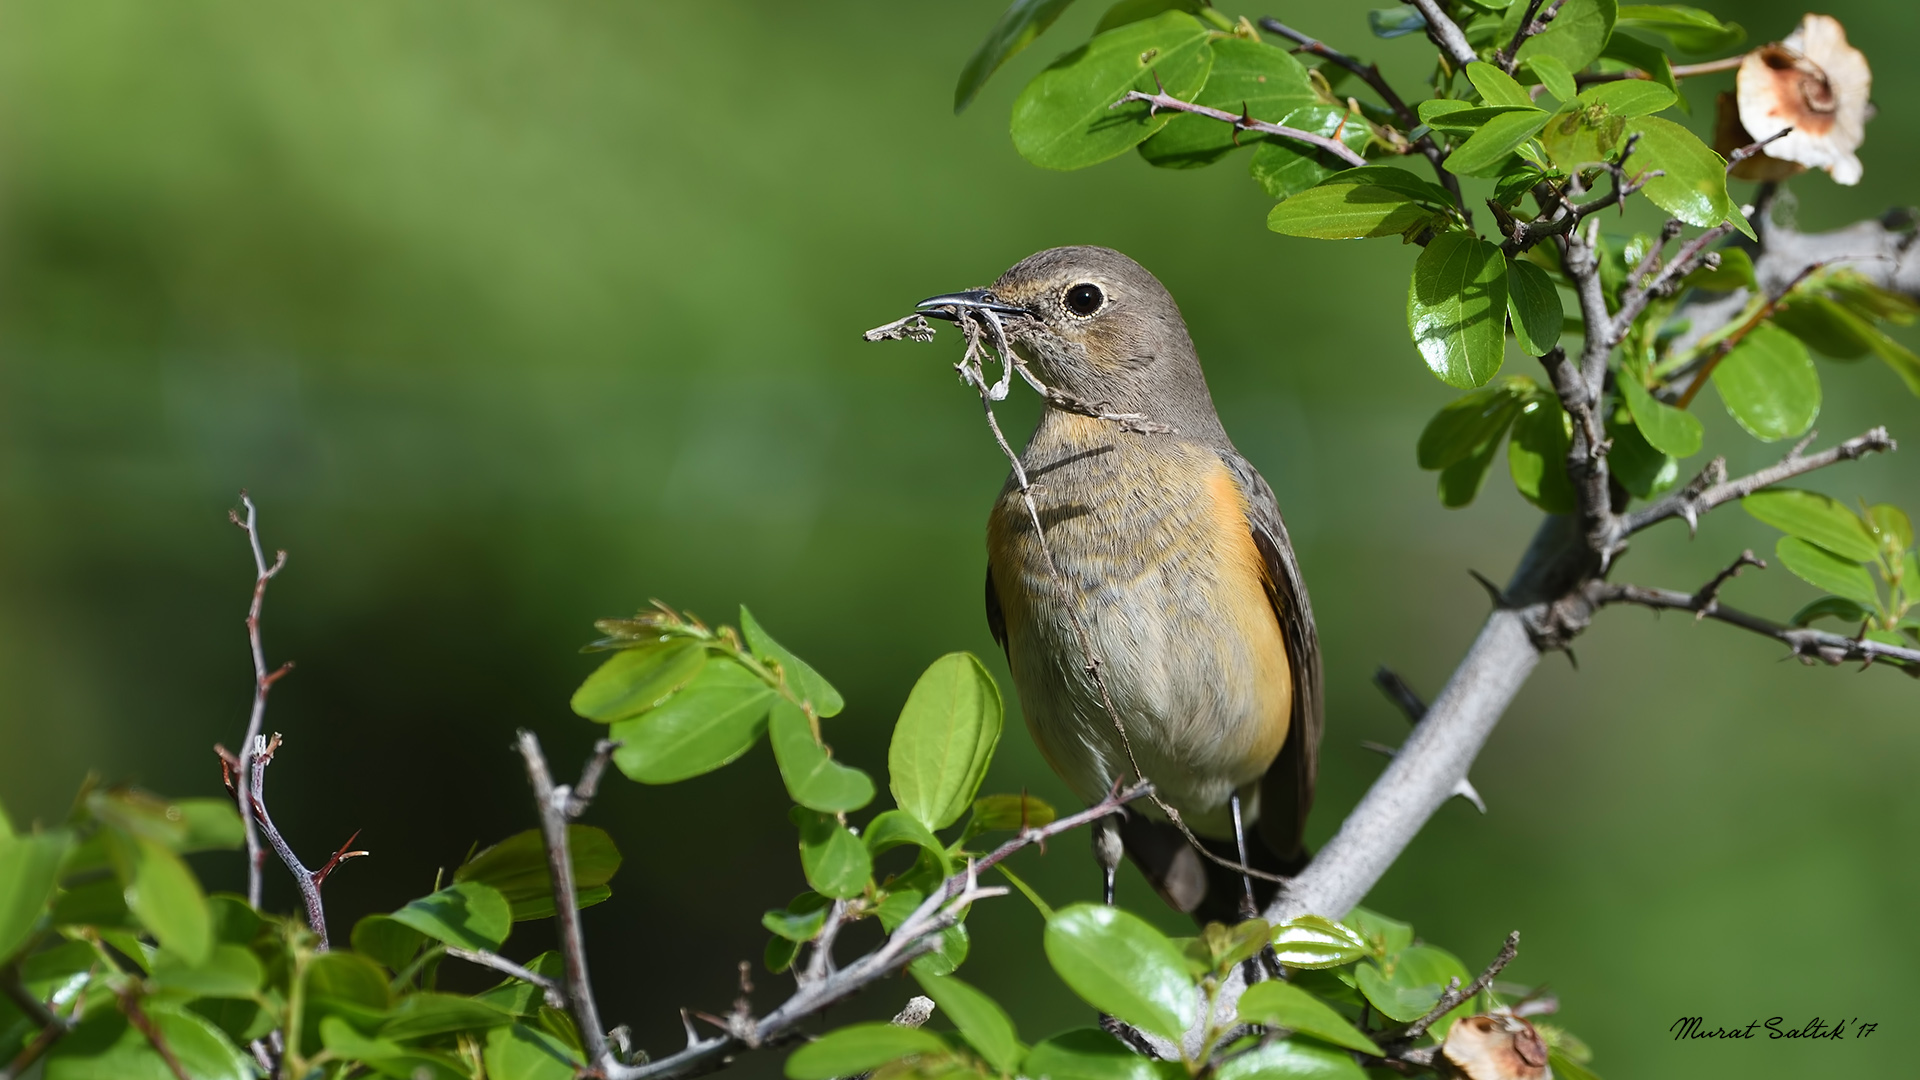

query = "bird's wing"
(1218, 451), (1323, 868)
(985, 565), (1008, 657)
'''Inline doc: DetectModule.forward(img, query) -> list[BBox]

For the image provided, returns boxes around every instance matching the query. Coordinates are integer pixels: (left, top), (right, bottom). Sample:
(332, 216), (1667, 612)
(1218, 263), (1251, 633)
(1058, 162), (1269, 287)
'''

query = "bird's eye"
(1063, 283), (1104, 317)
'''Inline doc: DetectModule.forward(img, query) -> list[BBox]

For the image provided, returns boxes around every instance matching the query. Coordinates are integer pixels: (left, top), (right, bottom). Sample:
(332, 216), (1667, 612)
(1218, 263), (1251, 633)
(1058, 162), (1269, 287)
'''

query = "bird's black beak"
(915, 289), (1028, 322)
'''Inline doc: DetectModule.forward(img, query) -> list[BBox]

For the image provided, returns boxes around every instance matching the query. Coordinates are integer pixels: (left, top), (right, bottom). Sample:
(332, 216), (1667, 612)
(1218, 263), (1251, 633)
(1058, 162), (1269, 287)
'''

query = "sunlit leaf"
(791, 809), (872, 900)
(352, 914), (427, 971)
(1248, 106), (1374, 200)
(1408, 233), (1509, 388)
(46, 1006), (251, 1080)
(1742, 489), (1879, 562)
(1775, 537), (1879, 609)
(1343, 907), (1413, 959)
(769, 701), (875, 813)
(1630, 116), (1742, 231)
(1444, 109), (1550, 176)
(1237, 981), (1383, 1055)
(381, 993), (515, 1042)
(888, 653), (1003, 831)
(571, 640), (708, 723)
(913, 971), (1025, 1073)
(763, 892), (831, 943)
(1868, 504), (1913, 552)
(1601, 31), (1677, 96)
(304, 950), (393, 1010)
(107, 830), (211, 965)
(1618, 374), (1702, 458)
(1271, 915), (1371, 969)
(1525, 55), (1577, 103)
(1616, 4), (1745, 54)
(1499, 0), (1617, 71)
(864, 809), (951, 872)
(1508, 391), (1576, 513)
(1010, 11), (1213, 171)
(955, 0), (1080, 114)
(1139, 38), (1317, 169)
(1505, 257), (1563, 356)
(149, 944), (262, 999)
(0, 830), (70, 962)
(1466, 62), (1534, 109)
(484, 1022), (582, 1080)
(785, 1023), (950, 1080)
(390, 881), (513, 952)
(741, 606), (844, 717)
(610, 658), (777, 784)
(1211, 1037), (1369, 1080)
(1713, 323), (1820, 441)
(966, 794), (1058, 834)
(455, 826), (622, 921)
(1576, 79), (1677, 118)
(1044, 904), (1195, 1040)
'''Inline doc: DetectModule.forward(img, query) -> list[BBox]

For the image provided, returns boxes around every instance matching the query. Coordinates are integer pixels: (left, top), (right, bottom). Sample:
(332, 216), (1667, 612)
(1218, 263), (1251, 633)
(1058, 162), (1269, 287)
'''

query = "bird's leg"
(1093, 815), (1123, 905)
(1230, 791), (1258, 920)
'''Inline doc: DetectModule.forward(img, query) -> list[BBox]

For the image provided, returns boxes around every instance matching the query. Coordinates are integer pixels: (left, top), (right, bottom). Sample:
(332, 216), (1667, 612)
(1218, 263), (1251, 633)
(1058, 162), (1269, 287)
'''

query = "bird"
(916, 245), (1323, 924)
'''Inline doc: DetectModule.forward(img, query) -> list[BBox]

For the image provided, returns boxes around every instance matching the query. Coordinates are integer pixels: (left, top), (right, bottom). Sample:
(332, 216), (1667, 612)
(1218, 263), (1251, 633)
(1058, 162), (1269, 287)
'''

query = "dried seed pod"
(1724, 14), (1872, 185)
(1441, 1011), (1551, 1080)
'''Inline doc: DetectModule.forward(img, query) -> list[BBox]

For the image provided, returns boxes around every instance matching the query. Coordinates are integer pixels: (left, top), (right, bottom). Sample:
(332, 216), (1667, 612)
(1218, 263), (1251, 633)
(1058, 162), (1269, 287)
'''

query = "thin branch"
(1499, 142), (1657, 258)
(227, 492), (289, 909)
(568, 738), (621, 819)
(1610, 221), (1736, 334)
(1590, 581), (1920, 671)
(445, 948), (566, 1009)
(517, 730), (612, 1071)
(1114, 91), (1368, 167)
(120, 991), (192, 1080)
(1409, 0), (1478, 68)
(1393, 932), (1521, 1043)
(1495, 0), (1567, 74)
(1621, 427), (1897, 537)
(1725, 127), (1793, 171)
(218, 735), (360, 948)
(1576, 54), (1745, 84)
(0, 969), (69, 1080)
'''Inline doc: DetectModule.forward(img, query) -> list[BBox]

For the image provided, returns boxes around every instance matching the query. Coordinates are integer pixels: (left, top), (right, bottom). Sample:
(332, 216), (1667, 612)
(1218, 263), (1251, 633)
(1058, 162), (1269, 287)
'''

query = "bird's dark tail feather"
(1117, 812), (1309, 927)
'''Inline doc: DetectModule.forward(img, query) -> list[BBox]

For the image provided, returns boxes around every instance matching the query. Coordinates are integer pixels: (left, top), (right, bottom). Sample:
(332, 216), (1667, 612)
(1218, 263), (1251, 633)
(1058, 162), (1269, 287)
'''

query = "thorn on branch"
(1468, 570), (1509, 608)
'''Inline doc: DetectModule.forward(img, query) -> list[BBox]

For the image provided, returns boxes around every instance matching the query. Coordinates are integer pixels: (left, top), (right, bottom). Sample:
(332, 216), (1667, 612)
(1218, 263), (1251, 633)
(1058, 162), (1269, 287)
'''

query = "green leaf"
(1713, 323), (1820, 441)
(1525, 55), (1578, 103)
(169, 800), (244, 853)
(762, 893), (831, 942)
(381, 993), (515, 1042)
(1270, 915), (1371, 969)
(0, 830), (70, 961)
(484, 1022), (582, 1080)
(1417, 378), (1530, 470)
(1437, 428), (1506, 508)
(1616, 4), (1745, 54)
(610, 658), (777, 784)
(1391, 945), (1476, 1035)
(390, 881), (513, 952)
(1139, 38), (1317, 168)
(1408, 233), (1510, 388)
(1248, 106), (1374, 200)
(1630, 116), (1740, 230)
(1044, 903), (1196, 1040)
(1576, 79), (1678, 118)
(791, 809), (872, 900)
(1606, 404), (1679, 498)
(1499, 0), (1617, 71)
(784, 1023), (951, 1080)
(1025, 1029), (1183, 1080)
(1466, 63), (1534, 109)
(955, 0), (1079, 113)
(913, 971), (1024, 1073)
(1618, 374), (1702, 458)
(1540, 101), (1627, 172)
(888, 653), (1004, 831)
(1010, 11), (1213, 171)
(149, 944), (263, 998)
(1505, 257), (1563, 356)
(1508, 392), (1576, 513)
(1868, 504), (1913, 553)
(47, 1007), (251, 1080)
(1343, 907), (1413, 959)
(1683, 247), (1756, 292)
(967, 794), (1059, 834)
(455, 826), (622, 921)
(1776, 537), (1880, 609)
(108, 830), (211, 966)
(1237, 981), (1382, 1055)
(1601, 31), (1677, 96)
(863, 809), (951, 871)
(1742, 489), (1879, 562)
(1211, 1037), (1369, 1080)
(1789, 596), (1872, 627)
(1330, 165), (1461, 208)
(304, 950), (393, 1009)
(1443, 109), (1551, 176)
(741, 606), (844, 717)
(1095, 0), (1204, 35)
(910, 922), (971, 978)
(1367, 6), (1427, 39)
(352, 914), (428, 971)
(1269, 183), (1429, 240)
(769, 701), (875, 813)
(571, 640), (707, 722)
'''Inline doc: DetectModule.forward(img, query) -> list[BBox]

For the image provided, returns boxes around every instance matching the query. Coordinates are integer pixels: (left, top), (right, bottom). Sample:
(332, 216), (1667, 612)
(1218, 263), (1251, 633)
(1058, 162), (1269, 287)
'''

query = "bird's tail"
(1117, 812), (1308, 927)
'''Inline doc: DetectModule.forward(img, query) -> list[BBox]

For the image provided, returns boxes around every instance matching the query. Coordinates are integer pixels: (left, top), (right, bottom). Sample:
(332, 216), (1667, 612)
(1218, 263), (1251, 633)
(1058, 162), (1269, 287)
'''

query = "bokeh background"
(3, 2), (1916, 1077)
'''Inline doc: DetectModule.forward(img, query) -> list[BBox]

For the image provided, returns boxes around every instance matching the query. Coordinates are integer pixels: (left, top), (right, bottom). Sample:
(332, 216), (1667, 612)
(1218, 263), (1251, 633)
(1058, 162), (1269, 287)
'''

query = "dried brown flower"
(1442, 1011), (1551, 1080)
(1721, 14), (1872, 185)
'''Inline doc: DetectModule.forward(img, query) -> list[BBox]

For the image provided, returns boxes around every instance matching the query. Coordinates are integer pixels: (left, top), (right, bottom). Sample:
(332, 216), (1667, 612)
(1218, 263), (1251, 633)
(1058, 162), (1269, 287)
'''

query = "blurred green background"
(2, 2), (1916, 1077)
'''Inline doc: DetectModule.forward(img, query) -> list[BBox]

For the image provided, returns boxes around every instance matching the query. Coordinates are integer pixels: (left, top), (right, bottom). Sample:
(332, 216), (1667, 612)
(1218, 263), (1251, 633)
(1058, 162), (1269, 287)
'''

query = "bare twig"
(1590, 581), (1920, 672)
(517, 730), (612, 1071)
(227, 492), (289, 908)
(1611, 222), (1736, 333)
(568, 738), (621, 818)
(1621, 427), (1897, 537)
(1726, 127), (1793, 171)
(1409, 0), (1479, 68)
(119, 991), (192, 1080)
(446, 947), (567, 1009)
(217, 736), (362, 948)
(1495, 0), (1567, 74)
(1113, 90), (1368, 167)
(1499, 142), (1657, 258)
(1575, 54), (1745, 84)
(1392, 932), (1521, 1043)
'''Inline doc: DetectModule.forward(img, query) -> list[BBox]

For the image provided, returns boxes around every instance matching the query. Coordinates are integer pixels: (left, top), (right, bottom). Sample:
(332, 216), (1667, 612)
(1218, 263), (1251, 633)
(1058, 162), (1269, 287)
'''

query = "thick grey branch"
(1409, 0), (1478, 68)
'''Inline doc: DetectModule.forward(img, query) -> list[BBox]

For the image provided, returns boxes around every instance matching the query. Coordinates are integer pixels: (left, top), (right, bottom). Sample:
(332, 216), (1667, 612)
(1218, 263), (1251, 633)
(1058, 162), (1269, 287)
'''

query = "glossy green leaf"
(967, 793), (1058, 833)
(571, 640), (708, 722)
(1197, 919), (1271, 972)
(1606, 405), (1679, 498)
(1094, 0), (1203, 34)
(1417, 378), (1530, 470)
(1329, 165), (1461, 209)
(1776, 537), (1880, 609)
(1616, 4), (1745, 54)
(1343, 907), (1413, 959)
(1500, 0), (1617, 71)
(1418, 100), (1517, 134)
(1044, 903), (1196, 1039)
(456, 825), (622, 921)
(785, 1023), (951, 1080)
(863, 809), (950, 871)
(391, 881), (513, 951)
(108, 830), (211, 965)
(485, 1021), (582, 1080)
(1139, 38), (1317, 168)
(304, 950), (393, 1009)
(769, 700), (875, 813)
(1025, 1029), (1184, 1080)
(1248, 106), (1373, 200)
(1466, 62), (1534, 109)
(1212, 1037), (1369, 1080)
(0, 830), (70, 961)
(1237, 981), (1382, 1055)
(1271, 915), (1371, 969)
(1353, 963), (1436, 1023)
(46, 1006), (251, 1080)
(1505, 257), (1563, 356)
(1789, 596), (1872, 627)
(741, 606), (844, 717)
(955, 0), (1079, 113)
(1576, 79), (1677, 118)
(611, 658), (776, 784)
(1526, 55), (1577, 103)
(1713, 323), (1820, 441)
(1269, 183), (1429, 240)
(1010, 11), (1213, 171)
(1409, 233), (1509, 388)
(1444, 109), (1551, 176)
(1742, 489), (1879, 562)
(1508, 392), (1576, 513)
(763, 892), (831, 942)
(1437, 428), (1506, 508)
(1631, 116), (1740, 230)
(791, 809), (872, 900)
(913, 971), (1024, 1073)
(1618, 374), (1702, 458)
(1539, 101), (1626, 172)
(888, 652), (1003, 831)
(910, 921), (972, 977)
(150, 944), (262, 998)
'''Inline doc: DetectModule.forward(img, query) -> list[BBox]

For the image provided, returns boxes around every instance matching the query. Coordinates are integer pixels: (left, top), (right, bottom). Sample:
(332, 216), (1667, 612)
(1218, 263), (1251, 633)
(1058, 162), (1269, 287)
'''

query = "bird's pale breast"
(987, 413), (1292, 837)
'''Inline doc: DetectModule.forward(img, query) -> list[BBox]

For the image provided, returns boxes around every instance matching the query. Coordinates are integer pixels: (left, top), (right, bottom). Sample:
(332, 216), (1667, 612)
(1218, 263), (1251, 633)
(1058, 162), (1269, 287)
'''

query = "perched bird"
(918, 246), (1323, 923)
